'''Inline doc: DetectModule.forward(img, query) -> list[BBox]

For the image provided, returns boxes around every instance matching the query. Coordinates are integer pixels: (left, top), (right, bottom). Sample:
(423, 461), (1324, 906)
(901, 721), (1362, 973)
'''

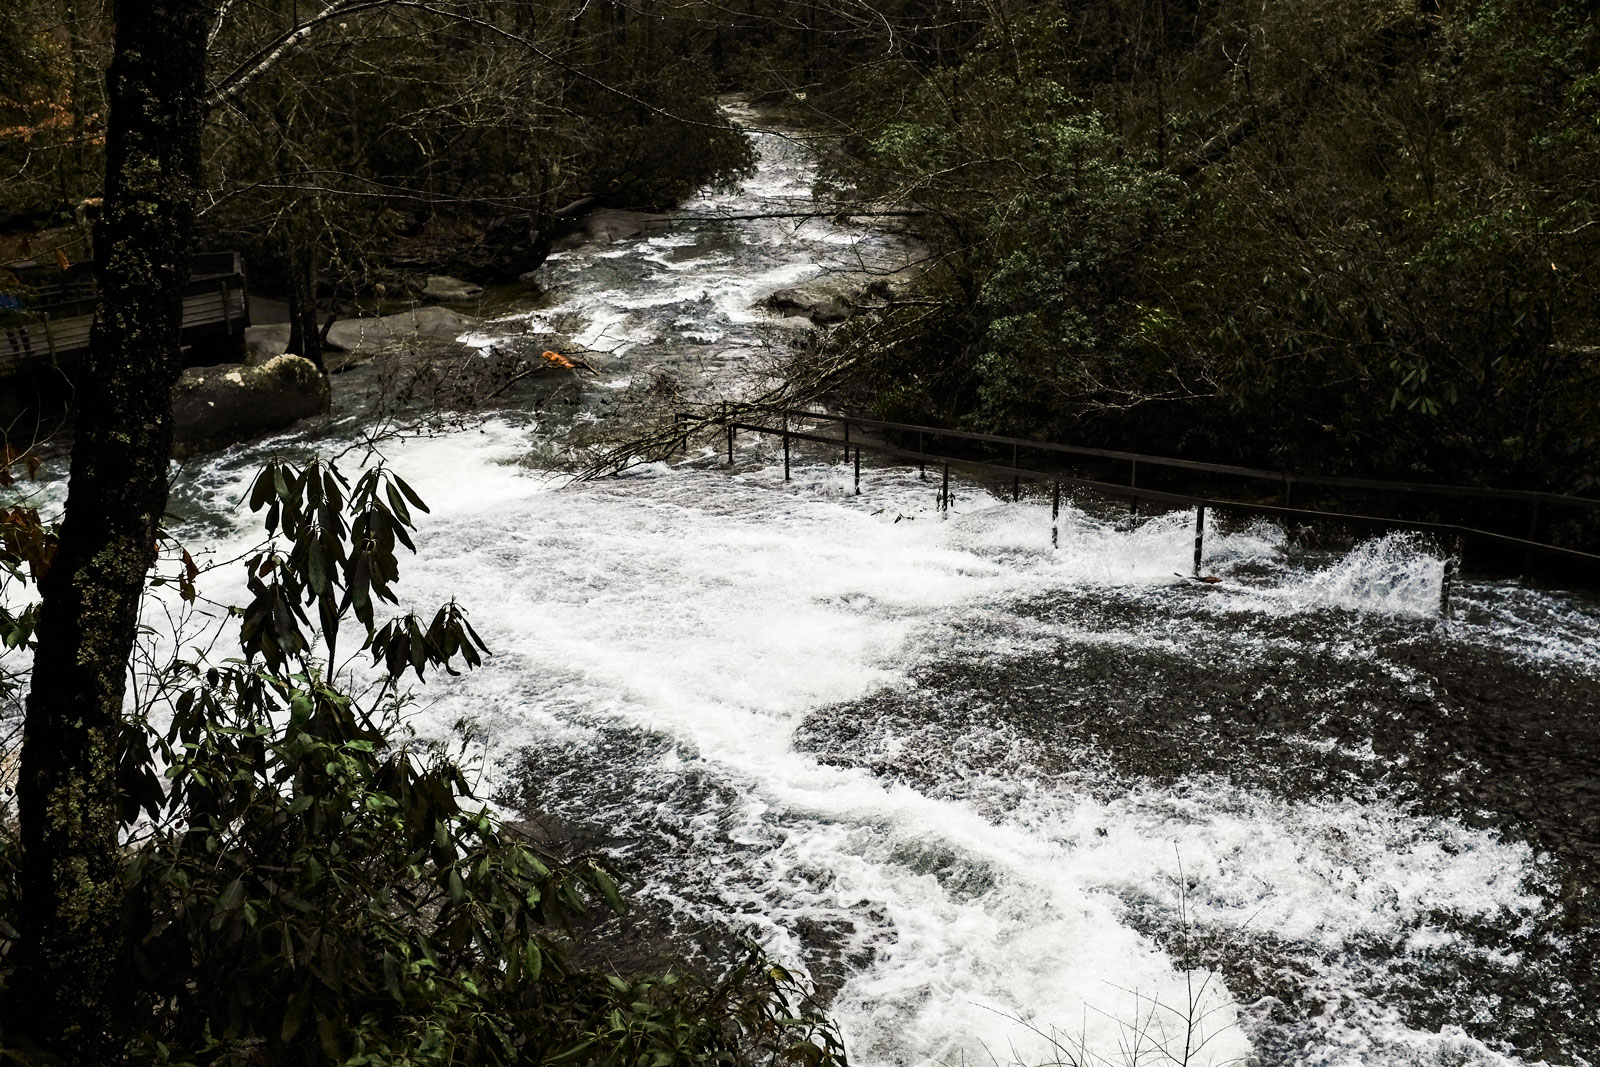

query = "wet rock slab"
(794, 588), (1600, 1063)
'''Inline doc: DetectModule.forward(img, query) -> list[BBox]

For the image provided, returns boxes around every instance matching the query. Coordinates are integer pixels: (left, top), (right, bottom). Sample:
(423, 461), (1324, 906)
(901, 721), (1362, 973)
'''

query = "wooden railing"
(1, 252), (249, 374)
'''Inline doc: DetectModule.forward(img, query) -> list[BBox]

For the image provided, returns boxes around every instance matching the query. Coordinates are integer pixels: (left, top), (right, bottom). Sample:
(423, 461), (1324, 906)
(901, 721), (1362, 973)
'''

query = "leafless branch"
(205, 0), (396, 111)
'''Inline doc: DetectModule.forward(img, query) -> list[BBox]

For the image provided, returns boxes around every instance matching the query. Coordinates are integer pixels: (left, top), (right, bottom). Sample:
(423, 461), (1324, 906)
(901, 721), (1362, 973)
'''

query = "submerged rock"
(171, 355), (330, 457)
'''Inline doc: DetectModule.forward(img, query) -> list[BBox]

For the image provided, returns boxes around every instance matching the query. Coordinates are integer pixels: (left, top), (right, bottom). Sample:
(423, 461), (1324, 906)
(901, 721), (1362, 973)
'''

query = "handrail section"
(694, 408), (1600, 615)
(784, 409), (1600, 512)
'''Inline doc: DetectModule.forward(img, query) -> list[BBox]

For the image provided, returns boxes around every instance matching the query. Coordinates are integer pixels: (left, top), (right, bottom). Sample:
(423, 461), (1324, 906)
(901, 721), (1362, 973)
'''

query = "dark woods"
(752, 0), (1600, 494)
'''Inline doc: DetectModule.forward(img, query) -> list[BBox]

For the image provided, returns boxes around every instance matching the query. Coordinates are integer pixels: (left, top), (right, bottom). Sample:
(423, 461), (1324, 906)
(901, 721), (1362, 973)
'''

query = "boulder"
(171, 355), (330, 457)
(421, 274), (484, 302)
(553, 209), (671, 250)
(760, 266), (929, 326)
(763, 284), (853, 325)
(323, 306), (477, 361)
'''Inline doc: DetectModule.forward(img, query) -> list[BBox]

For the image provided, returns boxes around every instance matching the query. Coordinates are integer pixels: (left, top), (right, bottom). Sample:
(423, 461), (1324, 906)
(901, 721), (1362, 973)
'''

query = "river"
(138, 103), (1600, 1066)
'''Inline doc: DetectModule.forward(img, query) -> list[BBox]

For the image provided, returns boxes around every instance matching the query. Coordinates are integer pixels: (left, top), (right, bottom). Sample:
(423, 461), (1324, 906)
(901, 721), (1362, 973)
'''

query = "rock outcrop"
(759, 268), (926, 326)
(171, 355), (330, 457)
(764, 284), (854, 325)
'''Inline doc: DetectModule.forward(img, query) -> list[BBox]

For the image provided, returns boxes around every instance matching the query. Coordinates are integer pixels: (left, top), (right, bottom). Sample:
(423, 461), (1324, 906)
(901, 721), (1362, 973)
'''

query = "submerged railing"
(684, 406), (1600, 617)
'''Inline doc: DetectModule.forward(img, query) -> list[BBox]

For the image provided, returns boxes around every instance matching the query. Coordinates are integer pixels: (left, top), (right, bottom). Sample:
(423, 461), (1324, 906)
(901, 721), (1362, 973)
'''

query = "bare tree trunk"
(17, 0), (209, 1058)
(285, 239), (325, 371)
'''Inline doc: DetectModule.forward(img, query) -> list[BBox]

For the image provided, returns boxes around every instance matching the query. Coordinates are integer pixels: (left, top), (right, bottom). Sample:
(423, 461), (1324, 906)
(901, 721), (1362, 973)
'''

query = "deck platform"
(1, 251), (249, 375)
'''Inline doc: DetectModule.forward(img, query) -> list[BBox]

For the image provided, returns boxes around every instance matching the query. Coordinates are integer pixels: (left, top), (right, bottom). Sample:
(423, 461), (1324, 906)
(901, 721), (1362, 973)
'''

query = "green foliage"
(836, 70), (1183, 436)
(0, 459), (846, 1067)
(814, 0), (1600, 490)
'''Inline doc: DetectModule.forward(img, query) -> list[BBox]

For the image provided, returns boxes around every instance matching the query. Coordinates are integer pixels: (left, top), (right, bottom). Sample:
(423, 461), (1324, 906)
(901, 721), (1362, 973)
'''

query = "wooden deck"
(0, 251), (249, 375)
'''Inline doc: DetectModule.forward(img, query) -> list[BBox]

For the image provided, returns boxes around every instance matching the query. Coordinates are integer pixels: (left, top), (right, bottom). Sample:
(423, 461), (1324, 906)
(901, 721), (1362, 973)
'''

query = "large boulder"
(322, 306), (478, 368)
(171, 355), (330, 457)
(760, 267), (928, 326)
(421, 274), (484, 302)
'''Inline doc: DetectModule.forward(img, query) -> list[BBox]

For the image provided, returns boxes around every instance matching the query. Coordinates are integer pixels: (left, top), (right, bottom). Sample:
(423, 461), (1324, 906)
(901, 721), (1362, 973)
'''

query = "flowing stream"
(110, 104), (1600, 1066)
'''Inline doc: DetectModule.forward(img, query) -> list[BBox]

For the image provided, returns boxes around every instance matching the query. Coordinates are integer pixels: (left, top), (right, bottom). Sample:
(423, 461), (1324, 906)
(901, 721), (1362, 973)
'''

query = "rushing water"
(88, 104), (1600, 1066)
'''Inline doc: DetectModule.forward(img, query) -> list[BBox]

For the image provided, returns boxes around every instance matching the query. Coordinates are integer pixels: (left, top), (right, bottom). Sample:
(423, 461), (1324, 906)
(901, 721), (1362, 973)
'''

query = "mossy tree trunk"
(17, 0), (209, 1058)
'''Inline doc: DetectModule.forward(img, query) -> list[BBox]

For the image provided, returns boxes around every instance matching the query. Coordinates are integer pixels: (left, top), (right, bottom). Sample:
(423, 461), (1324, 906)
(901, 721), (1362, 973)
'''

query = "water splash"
(1278, 533), (1447, 617)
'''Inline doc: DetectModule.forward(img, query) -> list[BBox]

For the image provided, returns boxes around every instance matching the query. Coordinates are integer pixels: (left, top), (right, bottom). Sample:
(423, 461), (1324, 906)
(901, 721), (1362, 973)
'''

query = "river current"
(98, 105), (1600, 1065)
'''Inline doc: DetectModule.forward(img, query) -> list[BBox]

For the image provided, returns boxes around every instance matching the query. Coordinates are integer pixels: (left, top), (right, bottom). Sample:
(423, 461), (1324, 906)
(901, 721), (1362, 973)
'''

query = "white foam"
(32, 98), (1592, 1067)
(159, 438), (1560, 1067)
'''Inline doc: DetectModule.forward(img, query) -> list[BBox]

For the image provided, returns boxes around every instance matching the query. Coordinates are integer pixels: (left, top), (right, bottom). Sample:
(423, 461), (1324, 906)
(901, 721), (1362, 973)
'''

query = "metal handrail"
(702, 410), (1600, 612)
(778, 408), (1600, 511)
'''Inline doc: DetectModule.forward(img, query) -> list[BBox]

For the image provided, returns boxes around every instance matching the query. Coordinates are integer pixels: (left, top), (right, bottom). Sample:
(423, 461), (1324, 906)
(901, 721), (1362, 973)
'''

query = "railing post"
(41, 312), (57, 364)
(1193, 504), (1206, 576)
(1283, 476), (1294, 508)
(220, 280), (234, 336)
(783, 412), (790, 481)
(1010, 441), (1020, 501)
(1523, 499), (1541, 578)
(724, 402), (734, 465)
(854, 446), (861, 495)
(1052, 481), (1060, 549)
(941, 463), (950, 517)
(1440, 536), (1461, 619)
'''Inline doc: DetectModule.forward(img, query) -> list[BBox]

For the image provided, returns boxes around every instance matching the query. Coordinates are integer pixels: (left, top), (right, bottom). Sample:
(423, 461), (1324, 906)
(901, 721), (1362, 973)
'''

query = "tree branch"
(204, 0), (396, 112)
(205, 0), (752, 136)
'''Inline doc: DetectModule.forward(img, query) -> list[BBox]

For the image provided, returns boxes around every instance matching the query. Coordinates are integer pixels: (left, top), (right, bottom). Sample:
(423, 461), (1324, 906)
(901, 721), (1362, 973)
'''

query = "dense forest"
(750, 0), (1600, 492)
(1, 0), (1598, 1063)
